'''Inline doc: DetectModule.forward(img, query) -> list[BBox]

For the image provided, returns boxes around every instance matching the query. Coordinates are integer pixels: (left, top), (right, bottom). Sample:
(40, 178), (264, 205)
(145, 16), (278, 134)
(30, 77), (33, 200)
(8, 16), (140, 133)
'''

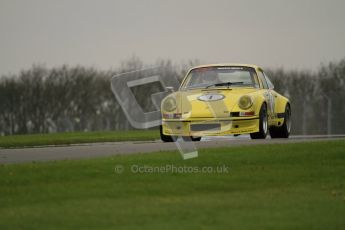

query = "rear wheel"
(250, 104), (268, 139)
(160, 125), (177, 142)
(269, 104), (291, 138)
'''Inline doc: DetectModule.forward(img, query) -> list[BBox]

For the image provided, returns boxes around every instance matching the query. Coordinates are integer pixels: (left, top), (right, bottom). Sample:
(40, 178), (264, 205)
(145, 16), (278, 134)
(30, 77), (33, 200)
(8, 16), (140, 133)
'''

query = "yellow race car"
(160, 64), (291, 142)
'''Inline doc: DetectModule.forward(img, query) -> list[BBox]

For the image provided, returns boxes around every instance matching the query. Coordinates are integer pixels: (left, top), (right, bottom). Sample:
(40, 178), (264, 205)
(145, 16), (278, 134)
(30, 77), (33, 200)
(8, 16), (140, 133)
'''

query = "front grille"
(230, 112), (240, 117)
(190, 124), (221, 132)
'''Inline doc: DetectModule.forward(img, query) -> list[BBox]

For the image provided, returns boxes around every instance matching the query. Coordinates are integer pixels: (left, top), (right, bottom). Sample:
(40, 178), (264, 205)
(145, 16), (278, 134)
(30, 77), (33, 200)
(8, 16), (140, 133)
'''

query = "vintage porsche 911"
(160, 64), (291, 142)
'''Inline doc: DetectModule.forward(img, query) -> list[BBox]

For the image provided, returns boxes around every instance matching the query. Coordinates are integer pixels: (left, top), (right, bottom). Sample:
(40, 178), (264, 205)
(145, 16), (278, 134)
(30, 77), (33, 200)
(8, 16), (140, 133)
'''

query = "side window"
(252, 72), (260, 88)
(264, 73), (274, 89)
(257, 70), (269, 89)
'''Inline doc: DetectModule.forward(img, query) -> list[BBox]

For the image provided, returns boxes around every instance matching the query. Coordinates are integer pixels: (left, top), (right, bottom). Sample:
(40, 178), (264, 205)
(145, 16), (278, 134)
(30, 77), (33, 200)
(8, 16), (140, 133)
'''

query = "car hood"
(176, 88), (259, 118)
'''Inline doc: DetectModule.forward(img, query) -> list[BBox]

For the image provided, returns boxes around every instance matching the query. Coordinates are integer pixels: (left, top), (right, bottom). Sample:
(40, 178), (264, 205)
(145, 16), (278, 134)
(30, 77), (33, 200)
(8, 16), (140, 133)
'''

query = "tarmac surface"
(1, 135), (344, 164)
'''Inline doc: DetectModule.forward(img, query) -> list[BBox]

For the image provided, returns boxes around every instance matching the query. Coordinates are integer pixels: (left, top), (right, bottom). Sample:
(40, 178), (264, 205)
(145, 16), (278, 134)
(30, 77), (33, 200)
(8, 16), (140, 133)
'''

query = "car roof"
(189, 63), (261, 71)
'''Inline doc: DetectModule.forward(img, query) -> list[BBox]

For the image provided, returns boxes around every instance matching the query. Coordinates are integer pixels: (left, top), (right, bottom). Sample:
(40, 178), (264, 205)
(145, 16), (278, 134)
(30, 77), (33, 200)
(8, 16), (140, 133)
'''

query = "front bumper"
(162, 117), (259, 136)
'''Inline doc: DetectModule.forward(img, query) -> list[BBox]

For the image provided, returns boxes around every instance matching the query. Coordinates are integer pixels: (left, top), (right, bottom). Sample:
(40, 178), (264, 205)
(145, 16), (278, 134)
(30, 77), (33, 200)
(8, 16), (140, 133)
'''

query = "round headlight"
(163, 97), (176, 112)
(238, 95), (253, 110)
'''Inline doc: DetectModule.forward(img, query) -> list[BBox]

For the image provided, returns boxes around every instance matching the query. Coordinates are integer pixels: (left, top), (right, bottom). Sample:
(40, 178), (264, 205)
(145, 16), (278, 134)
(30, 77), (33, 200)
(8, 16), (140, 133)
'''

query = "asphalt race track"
(1, 135), (345, 164)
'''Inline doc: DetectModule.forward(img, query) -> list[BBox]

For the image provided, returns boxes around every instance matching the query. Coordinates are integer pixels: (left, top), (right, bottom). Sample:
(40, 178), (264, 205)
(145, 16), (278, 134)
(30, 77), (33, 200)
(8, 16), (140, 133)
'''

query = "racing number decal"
(264, 91), (275, 117)
(259, 70), (275, 118)
(269, 91), (275, 116)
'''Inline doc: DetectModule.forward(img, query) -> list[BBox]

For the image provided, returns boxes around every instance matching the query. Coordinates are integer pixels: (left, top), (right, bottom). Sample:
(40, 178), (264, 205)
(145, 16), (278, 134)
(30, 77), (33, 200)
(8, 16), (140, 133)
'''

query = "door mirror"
(166, 86), (175, 92)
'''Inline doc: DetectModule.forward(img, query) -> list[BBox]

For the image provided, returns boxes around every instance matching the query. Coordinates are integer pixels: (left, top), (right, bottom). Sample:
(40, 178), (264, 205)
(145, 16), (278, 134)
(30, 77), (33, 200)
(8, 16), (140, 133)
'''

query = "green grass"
(0, 130), (159, 148)
(1, 140), (345, 229)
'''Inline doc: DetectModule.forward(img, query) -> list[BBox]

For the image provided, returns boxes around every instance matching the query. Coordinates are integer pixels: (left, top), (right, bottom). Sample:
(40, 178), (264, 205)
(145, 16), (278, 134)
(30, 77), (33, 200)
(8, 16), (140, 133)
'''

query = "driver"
(199, 68), (220, 85)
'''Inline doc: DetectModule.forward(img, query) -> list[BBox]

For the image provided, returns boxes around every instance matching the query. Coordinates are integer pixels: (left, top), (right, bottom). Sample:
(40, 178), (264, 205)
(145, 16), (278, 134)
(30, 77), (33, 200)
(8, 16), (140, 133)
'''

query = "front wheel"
(250, 104), (268, 139)
(182, 136), (202, 142)
(160, 125), (177, 142)
(269, 104), (291, 138)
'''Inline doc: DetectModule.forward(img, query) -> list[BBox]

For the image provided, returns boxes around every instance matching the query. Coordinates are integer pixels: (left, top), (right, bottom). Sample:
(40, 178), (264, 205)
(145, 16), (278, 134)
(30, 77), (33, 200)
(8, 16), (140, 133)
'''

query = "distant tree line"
(266, 59), (345, 135)
(0, 57), (344, 135)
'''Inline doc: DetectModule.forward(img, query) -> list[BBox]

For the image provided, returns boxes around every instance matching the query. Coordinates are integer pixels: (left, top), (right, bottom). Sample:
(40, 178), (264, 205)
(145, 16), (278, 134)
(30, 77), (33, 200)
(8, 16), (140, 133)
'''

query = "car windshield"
(182, 66), (259, 89)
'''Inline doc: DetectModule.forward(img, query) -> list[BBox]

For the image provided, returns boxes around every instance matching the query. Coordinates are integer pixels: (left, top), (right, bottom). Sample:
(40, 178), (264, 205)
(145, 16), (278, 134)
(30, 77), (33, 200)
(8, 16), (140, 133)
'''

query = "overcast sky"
(1, 0), (345, 75)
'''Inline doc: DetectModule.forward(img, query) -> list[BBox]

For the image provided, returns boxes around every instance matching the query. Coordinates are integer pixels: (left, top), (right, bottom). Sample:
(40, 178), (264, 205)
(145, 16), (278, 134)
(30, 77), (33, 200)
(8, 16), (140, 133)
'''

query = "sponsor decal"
(198, 94), (225, 102)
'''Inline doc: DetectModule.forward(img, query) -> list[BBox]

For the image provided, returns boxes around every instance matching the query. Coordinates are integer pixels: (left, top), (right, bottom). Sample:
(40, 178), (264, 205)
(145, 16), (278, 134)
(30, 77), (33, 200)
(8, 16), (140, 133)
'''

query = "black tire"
(160, 125), (177, 142)
(182, 136), (202, 142)
(250, 104), (268, 139)
(269, 104), (291, 138)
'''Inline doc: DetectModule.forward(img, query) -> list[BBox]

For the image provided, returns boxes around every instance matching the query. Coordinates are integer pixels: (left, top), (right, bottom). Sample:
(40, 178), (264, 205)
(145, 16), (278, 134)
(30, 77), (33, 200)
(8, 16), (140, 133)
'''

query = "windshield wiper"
(206, 81), (244, 89)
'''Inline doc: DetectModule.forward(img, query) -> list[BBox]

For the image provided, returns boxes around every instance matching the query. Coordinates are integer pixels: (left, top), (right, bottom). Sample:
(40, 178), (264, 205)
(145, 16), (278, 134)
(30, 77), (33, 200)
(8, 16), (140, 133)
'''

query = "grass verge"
(0, 140), (345, 229)
(0, 130), (159, 148)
